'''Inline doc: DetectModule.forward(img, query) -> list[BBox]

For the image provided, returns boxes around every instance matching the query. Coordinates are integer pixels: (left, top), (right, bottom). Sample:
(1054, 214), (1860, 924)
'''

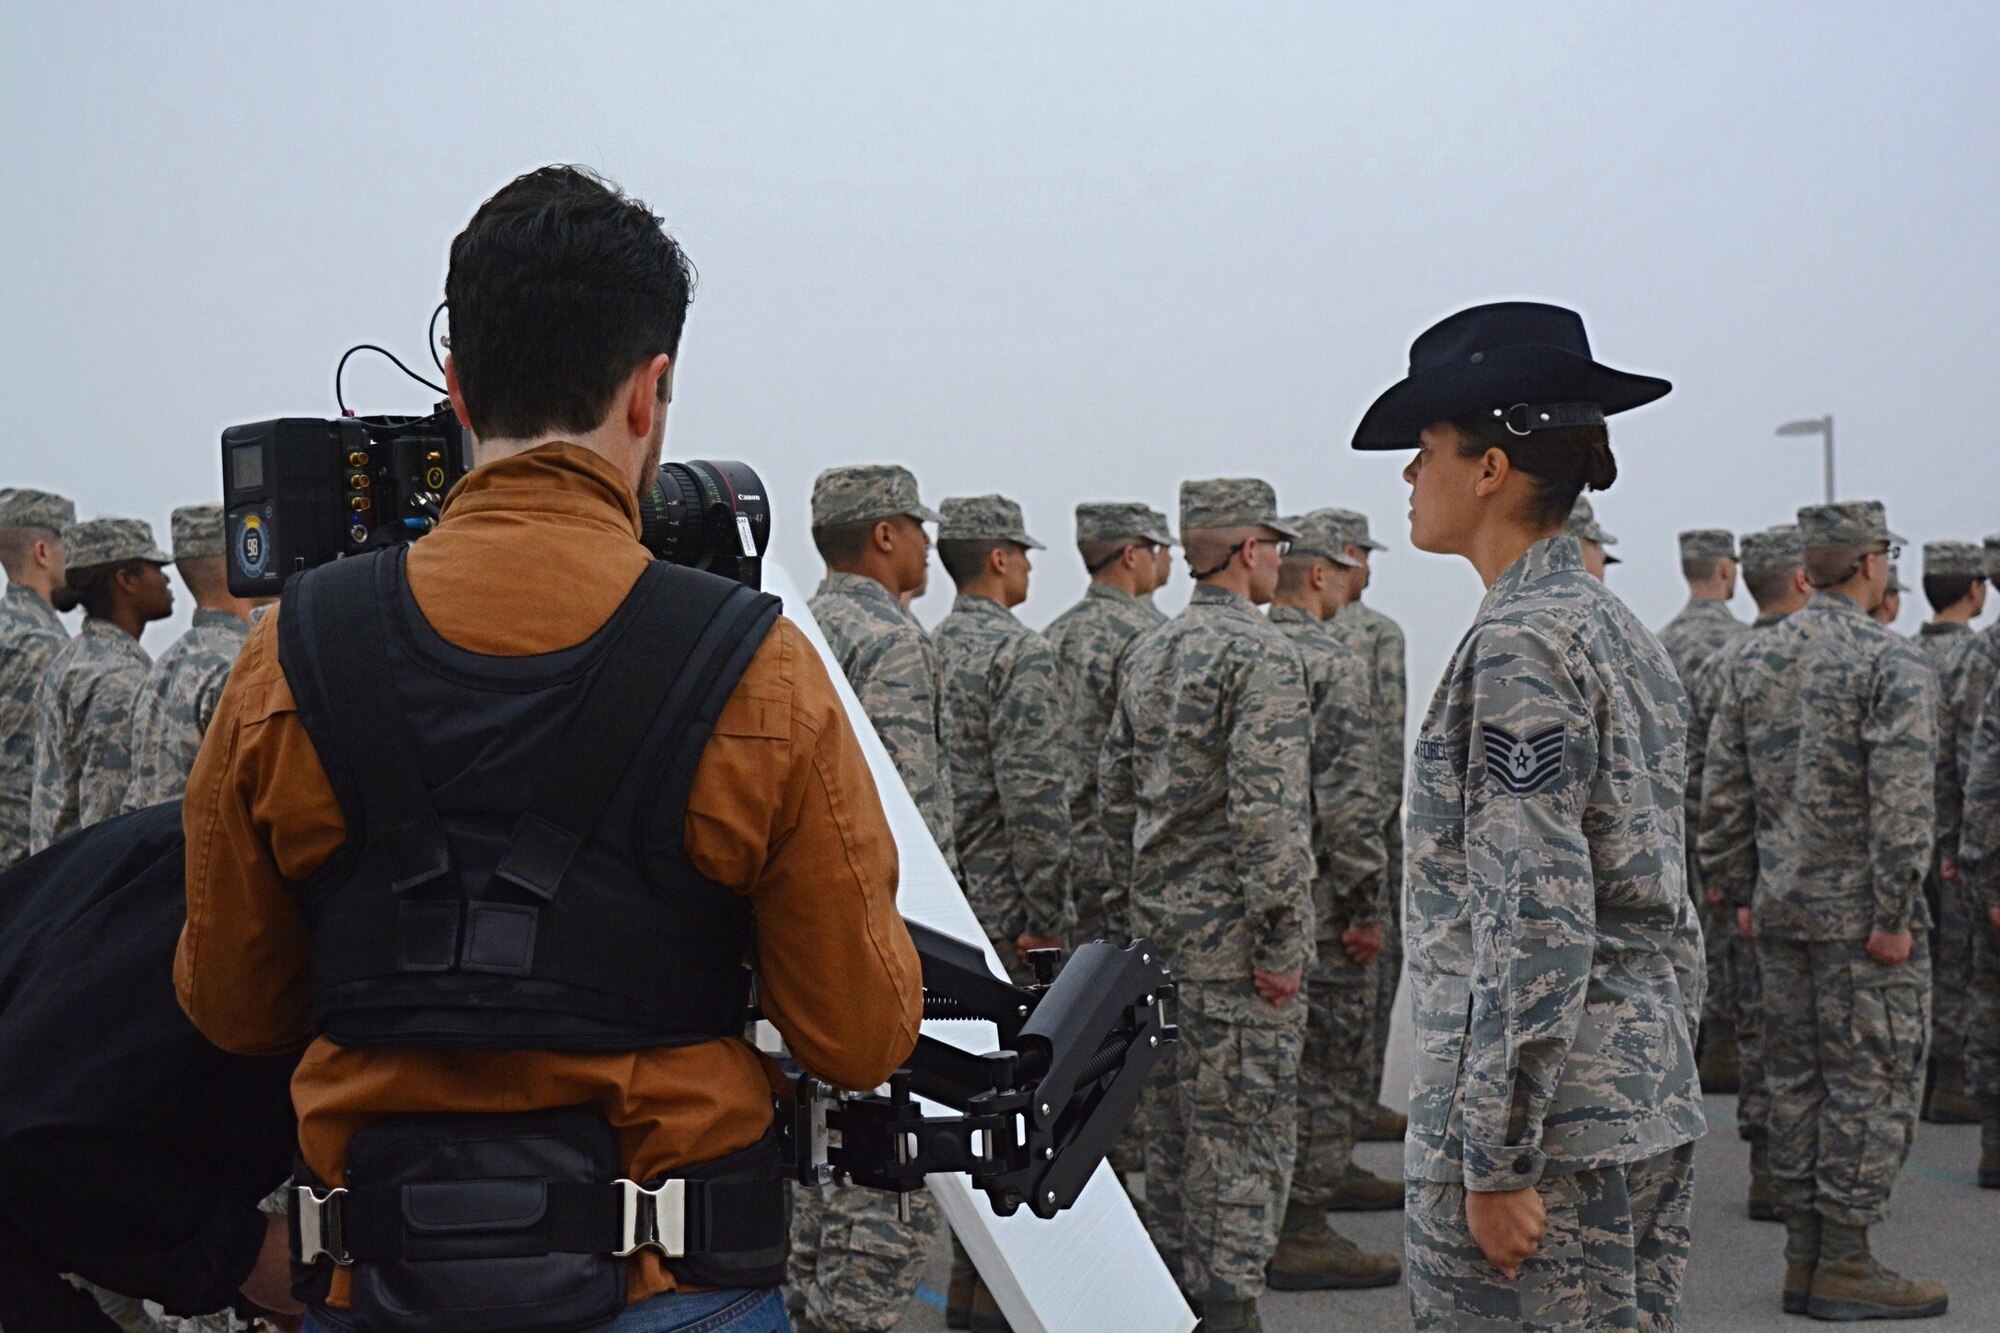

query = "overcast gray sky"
(5, 2), (1996, 739)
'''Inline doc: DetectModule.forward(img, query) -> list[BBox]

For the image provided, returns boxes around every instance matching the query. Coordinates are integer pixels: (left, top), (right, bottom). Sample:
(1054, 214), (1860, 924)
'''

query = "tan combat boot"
(1979, 1098), (2000, 1190)
(946, 1246), (977, 1328)
(1196, 1297), (1262, 1332)
(1266, 1200), (1402, 1290)
(1698, 1026), (1740, 1094)
(1806, 1221), (1949, 1320)
(1746, 1138), (1779, 1222)
(1782, 1210), (1820, 1316)
(1359, 1103), (1408, 1142)
(1326, 1162), (1405, 1211)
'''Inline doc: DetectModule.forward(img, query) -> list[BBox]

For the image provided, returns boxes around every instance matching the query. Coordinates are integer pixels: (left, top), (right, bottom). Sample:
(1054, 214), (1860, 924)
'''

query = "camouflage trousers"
(1758, 934), (1929, 1227)
(1371, 813), (1405, 1077)
(1967, 908), (2000, 1097)
(1164, 980), (1306, 1302)
(788, 1180), (940, 1332)
(1138, 1041), (1187, 1282)
(1733, 930), (1770, 1136)
(1292, 959), (1379, 1207)
(1697, 890), (1741, 1039)
(1406, 1142), (1696, 1332)
(1930, 865), (1976, 1078)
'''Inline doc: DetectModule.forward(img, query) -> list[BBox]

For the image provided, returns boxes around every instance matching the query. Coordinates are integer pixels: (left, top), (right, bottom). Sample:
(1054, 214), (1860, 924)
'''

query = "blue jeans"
(305, 1287), (790, 1333)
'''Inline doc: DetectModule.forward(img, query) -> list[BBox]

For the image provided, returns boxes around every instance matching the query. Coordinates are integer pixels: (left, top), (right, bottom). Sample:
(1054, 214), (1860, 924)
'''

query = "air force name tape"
(1481, 722), (1566, 795)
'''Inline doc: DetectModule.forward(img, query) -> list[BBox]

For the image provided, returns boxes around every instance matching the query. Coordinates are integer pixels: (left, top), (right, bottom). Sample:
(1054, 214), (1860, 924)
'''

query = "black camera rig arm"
(784, 924), (1177, 1220)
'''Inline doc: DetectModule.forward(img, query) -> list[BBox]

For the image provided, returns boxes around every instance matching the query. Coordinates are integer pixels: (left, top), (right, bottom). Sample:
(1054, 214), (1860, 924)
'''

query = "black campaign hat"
(1352, 301), (1671, 450)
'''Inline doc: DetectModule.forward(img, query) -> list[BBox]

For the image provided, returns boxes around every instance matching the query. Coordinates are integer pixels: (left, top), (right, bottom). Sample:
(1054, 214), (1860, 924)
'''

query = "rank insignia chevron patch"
(1481, 722), (1566, 795)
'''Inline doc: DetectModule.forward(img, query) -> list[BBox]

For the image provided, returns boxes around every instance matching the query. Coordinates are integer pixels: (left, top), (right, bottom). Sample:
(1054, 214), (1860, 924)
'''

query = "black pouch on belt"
(329, 1105), (623, 1333)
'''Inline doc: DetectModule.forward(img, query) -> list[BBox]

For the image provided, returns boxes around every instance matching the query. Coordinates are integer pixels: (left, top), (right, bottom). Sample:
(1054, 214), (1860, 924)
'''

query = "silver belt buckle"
(614, 1178), (687, 1258)
(294, 1185), (352, 1266)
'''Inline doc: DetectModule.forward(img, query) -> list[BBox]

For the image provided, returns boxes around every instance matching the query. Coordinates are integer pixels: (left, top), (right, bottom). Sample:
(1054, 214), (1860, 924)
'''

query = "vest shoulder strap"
(278, 550), (450, 892)
(493, 564), (780, 898)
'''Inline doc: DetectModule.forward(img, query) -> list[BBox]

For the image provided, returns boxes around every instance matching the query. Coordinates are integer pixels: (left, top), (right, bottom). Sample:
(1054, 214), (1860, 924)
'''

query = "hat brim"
(1009, 531), (1047, 551)
(904, 504), (943, 525)
(1351, 344), (1671, 451)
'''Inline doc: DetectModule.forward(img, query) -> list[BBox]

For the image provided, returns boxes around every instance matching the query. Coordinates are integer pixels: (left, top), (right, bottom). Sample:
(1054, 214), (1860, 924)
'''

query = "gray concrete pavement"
(886, 976), (1998, 1330)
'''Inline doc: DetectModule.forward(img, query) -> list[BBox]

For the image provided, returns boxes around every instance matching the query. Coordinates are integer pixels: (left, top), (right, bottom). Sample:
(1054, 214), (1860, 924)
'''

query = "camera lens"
(639, 460), (770, 587)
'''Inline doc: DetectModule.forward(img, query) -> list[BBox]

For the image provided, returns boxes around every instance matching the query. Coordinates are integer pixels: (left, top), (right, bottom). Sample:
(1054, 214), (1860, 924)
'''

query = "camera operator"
(176, 165), (923, 1333)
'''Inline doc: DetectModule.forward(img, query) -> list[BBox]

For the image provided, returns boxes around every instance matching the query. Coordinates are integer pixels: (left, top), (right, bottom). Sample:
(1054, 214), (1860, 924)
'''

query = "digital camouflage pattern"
(1403, 537), (1704, 1199)
(936, 493), (1044, 548)
(1176, 477), (1299, 537)
(1562, 495), (1618, 547)
(169, 502), (226, 559)
(1687, 610), (1794, 1137)
(60, 516), (171, 569)
(1796, 499), (1903, 551)
(1942, 623), (2000, 866)
(1099, 582), (1314, 983)
(808, 572), (959, 864)
(1759, 935), (1930, 1226)
(931, 593), (1072, 967)
(796, 570), (952, 1329)
(809, 464), (941, 529)
(1656, 596), (1746, 689)
(1043, 582), (1163, 942)
(1072, 501), (1173, 546)
(1677, 528), (1737, 564)
(1957, 672), (2000, 1098)
(1921, 539), (1986, 580)
(123, 608), (249, 809)
(0, 486), (76, 531)
(1268, 604), (1387, 1209)
(29, 617), (152, 852)
(1708, 577), (1937, 1228)
(1328, 596), (1409, 1074)
(1915, 617), (1978, 1081)
(0, 584), (68, 867)
(1100, 580), (1313, 1302)
(1407, 1142), (1695, 1331)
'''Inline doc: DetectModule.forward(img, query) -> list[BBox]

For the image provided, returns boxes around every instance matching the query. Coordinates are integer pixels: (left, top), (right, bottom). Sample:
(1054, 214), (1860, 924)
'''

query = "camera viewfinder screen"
(230, 442), (264, 491)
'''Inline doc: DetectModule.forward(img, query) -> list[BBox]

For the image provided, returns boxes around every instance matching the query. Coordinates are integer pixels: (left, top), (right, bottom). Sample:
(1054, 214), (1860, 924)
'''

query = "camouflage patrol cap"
(1179, 478), (1299, 538)
(1678, 529), (1736, 562)
(1324, 507), (1386, 552)
(1986, 533), (2000, 578)
(1145, 507), (1177, 546)
(0, 487), (75, 532)
(939, 494), (1045, 549)
(811, 465), (941, 529)
(1922, 540), (1985, 580)
(1075, 502), (1174, 547)
(1884, 562), (1903, 595)
(1738, 524), (1803, 575)
(169, 503), (226, 560)
(1282, 511), (1364, 568)
(1564, 495), (1619, 546)
(62, 517), (171, 571)
(1796, 500), (1903, 552)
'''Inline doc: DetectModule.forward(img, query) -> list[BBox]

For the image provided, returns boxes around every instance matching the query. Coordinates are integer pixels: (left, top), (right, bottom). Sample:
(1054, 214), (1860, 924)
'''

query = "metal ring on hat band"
(1492, 402), (1610, 437)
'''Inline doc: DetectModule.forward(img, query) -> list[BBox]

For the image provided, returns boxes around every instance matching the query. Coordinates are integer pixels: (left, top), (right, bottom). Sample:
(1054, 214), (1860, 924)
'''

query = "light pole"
(1776, 415), (1835, 504)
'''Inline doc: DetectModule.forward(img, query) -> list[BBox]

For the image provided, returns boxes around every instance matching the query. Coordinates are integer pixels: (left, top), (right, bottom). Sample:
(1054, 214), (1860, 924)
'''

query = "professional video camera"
(221, 338), (771, 596)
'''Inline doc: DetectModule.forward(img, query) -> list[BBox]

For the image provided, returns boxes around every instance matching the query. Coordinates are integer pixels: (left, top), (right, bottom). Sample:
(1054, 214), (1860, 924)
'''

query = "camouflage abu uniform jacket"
(932, 593), (1074, 947)
(1687, 611), (1788, 910)
(1913, 621), (1974, 863)
(1959, 673), (2000, 916)
(124, 608), (250, 810)
(29, 617), (152, 852)
(1043, 583), (1163, 940)
(1656, 596), (1746, 688)
(0, 584), (69, 867)
(1330, 600), (1409, 822)
(809, 572), (959, 867)
(1404, 537), (1705, 1191)
(1942, 624), (2000, 867)
(1100, 583), (1314, 981)
(1711, 594), (1935, 941)
(1268, 605), (1387, 944)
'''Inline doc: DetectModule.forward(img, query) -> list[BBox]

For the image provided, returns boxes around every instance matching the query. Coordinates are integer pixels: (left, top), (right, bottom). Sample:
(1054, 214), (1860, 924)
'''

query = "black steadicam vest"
(278, 550), (788, 1332)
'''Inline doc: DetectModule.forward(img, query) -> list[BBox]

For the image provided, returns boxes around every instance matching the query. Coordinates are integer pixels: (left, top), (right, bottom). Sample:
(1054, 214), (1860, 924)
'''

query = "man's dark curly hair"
(445, 165), (695, 441)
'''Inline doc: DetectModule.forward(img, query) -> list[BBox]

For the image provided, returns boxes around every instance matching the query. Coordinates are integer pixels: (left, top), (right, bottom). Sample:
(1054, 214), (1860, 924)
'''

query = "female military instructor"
(1353, 303), (1708, 1331)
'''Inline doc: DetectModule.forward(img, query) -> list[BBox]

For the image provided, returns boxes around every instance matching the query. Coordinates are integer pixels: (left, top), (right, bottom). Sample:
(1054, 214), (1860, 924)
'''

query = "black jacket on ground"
(0, 803), (299, 1326)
